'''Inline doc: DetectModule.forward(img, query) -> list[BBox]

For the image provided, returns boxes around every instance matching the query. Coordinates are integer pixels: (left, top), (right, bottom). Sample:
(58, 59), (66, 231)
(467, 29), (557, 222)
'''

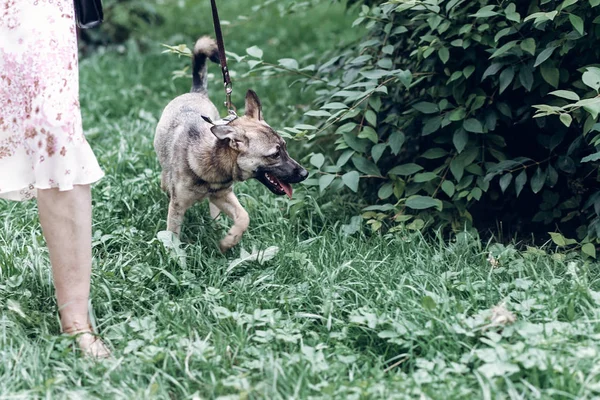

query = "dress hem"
(0, 171), (105, 201)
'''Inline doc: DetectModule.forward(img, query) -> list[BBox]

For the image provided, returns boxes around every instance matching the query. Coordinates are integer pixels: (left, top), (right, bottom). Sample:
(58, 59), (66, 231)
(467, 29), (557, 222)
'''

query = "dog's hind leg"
(209, 190), (249, 253)
(160, 171), (168, 192)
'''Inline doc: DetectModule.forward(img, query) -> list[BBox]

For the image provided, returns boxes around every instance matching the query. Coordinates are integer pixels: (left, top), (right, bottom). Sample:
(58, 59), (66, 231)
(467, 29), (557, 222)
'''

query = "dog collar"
(201, 110), (238, 126)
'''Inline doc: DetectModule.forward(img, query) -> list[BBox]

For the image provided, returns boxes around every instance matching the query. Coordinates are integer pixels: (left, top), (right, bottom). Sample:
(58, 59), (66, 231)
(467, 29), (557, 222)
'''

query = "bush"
(238, 0), (600, 254)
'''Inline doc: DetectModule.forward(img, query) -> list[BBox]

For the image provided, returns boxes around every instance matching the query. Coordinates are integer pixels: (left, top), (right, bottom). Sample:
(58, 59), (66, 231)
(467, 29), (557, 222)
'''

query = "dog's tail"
(191, 36), (219, 93)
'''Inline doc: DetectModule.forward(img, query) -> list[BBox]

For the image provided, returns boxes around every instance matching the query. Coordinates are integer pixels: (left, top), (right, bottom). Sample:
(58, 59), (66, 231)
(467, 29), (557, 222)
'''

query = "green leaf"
(583, 102), (600, 120)
(405, 195), (443, 211)
(546, 164), (558, 187)
(422, 116), (442, 136)
(343, 133), (369, 153)
(549, 232), (567, 247)
(364, 110), (377, 126)
(342, 171), (360, 192)
(560, 113), (573, 127)
(470, 187), (483, 201)
(449, 108), (466, 121)
(319, 174), (336, 192)
(369, 97), (382, 112)
(515, 169), (527, 197)
(463, 65), (476, 79)
(583, 67), (600, 91)
(407, 218), (425, 230)
(322, 102), (349, 110)
(336, 123), (357, 134)
(463, 119), (484, 133)
(336, 150), (354, 168)
(505, 10), (521, 23)
(305, 110), (331, 117)
(499, 67), (515, 93)
(246, 46), (263, 59)
(450, 158), (465, 182)
(421, 148), (448, 159)
(413, 172), (438, 183)
(582, 151), (600, 163)
(438, 47), (450, 64)
(358, 126), (379, 144)
(278, 58), (299, 70)
(360, 69), (390, 80)
(388, 163), (423, 176)
(482, 63), (504, 81)
(413, 102), (439, 114)
(295, 124), (317, 131)
(378, 183), (394, 199)
(371, 143), (387, 163)
(494, 32), (514, 46)
(519, 66), (534, 92)
(441, 180), (455, 197)
(569, 14), (584, 35)
(453, 128), (469, 153)
(422, 296), (436, 310)
(470, 5), (498, 18)
(582, 243), (597, 258)
(534, 47), (556, 67)
(389, 131), (405, 155)
(382, 44), (394, 54)
(352, 155), (381, 176)
(520, 38), (536, 55)
(310, 153), (325, 169)
(490, 40), (518, 59)
(530, 167), (546, 193)
(499, 173), (513, 193)
(397, 69), (413, 88)
(525, 11), (558, 25)
(377, 58), (393, 69)
(549, 90), (580, 101)
(540, 65), (560, 88)
(591, 0), (600, 7)
(561, 0), (579, 9)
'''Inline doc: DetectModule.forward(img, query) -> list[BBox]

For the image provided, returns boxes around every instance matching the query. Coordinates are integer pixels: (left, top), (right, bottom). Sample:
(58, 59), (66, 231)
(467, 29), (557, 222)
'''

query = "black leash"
(210, 0), (236, 114)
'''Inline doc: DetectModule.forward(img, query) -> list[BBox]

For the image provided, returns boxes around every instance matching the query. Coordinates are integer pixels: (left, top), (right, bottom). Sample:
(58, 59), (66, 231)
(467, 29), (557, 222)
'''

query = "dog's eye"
(268, 151), (280, 160)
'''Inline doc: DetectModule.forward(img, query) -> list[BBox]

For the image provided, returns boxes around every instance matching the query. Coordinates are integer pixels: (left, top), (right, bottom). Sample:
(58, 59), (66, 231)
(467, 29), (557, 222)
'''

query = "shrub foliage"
(239, 0), (600, 252)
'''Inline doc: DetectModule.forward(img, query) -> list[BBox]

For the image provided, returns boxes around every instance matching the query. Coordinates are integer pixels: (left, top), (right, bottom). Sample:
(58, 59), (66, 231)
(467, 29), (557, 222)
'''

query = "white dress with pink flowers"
(0, 0), (104, 201)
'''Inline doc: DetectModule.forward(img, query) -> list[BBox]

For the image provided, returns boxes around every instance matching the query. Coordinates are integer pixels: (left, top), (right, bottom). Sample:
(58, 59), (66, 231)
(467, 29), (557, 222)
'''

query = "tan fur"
(154, 37), (307, 252)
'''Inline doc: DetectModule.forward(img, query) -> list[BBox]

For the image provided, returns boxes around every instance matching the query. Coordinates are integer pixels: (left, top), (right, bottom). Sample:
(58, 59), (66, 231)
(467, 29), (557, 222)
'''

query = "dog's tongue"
(267, 173), (293, 199)
(281, 181), (293, 199)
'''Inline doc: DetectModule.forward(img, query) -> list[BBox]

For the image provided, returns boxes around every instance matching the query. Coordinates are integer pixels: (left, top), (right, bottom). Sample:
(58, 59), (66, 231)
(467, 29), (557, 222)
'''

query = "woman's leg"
(37, 185), (109, 358)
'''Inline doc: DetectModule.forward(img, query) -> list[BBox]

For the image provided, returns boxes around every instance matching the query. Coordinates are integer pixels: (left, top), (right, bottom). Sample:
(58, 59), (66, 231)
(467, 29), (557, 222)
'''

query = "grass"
(2, 0), (600, 398)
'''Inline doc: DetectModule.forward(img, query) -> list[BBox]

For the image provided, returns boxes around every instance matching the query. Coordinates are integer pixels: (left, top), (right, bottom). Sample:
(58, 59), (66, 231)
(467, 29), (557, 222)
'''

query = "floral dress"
(0, 0), (103, 201)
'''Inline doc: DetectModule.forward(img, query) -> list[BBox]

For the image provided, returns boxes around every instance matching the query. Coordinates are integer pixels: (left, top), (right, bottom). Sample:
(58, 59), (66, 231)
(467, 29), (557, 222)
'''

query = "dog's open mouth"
(258, 172), (293, 199)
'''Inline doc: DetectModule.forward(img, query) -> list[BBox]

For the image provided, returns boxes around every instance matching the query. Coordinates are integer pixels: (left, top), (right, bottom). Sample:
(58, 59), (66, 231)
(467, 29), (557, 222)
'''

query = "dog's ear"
(244, 90), (262, 120)
(210, 125), (246, 151)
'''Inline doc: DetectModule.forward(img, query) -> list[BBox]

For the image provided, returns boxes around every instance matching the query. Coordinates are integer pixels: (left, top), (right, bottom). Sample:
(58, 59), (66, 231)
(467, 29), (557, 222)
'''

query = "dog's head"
(209, 90), (308, 198)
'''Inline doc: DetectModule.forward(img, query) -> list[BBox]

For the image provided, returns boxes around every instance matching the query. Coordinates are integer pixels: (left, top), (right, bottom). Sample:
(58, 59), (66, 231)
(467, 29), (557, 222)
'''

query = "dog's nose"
(298, 167), (308, 180)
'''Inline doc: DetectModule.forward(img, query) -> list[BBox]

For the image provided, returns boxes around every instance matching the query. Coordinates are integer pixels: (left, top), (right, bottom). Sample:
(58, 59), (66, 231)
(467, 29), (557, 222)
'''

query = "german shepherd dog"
(154, 37), (308, 252)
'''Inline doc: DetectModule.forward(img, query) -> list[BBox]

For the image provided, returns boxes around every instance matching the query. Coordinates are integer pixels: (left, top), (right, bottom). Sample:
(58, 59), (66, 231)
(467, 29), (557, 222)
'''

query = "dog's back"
(154, 37), (221, 188)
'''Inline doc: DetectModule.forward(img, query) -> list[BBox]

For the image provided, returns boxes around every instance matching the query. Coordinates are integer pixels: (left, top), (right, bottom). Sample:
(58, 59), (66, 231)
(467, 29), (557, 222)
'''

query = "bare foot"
(67, 329), (111, 359)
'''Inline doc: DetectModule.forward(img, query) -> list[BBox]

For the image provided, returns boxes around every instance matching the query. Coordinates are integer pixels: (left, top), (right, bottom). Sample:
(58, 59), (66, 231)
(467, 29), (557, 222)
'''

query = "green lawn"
(2, 1), (600, 399)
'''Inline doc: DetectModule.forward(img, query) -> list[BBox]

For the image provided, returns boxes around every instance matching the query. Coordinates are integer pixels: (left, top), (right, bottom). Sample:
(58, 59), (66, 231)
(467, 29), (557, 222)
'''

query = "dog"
(154, 36), (308, 252)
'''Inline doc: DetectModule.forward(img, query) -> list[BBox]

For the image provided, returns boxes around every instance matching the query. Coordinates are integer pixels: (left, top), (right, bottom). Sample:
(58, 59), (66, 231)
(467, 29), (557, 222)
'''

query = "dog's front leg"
(209, 190), (249, 253)
(167, 189), (196, 236)
(208, 201), (221, 219)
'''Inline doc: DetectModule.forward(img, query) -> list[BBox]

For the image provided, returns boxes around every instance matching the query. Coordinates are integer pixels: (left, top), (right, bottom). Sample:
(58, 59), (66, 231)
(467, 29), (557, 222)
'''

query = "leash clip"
(224, 81), (236, 114)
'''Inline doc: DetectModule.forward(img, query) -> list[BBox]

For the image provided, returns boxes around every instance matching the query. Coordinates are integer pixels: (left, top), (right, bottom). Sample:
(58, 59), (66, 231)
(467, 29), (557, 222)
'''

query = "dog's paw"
(219, 235), (239, 253)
